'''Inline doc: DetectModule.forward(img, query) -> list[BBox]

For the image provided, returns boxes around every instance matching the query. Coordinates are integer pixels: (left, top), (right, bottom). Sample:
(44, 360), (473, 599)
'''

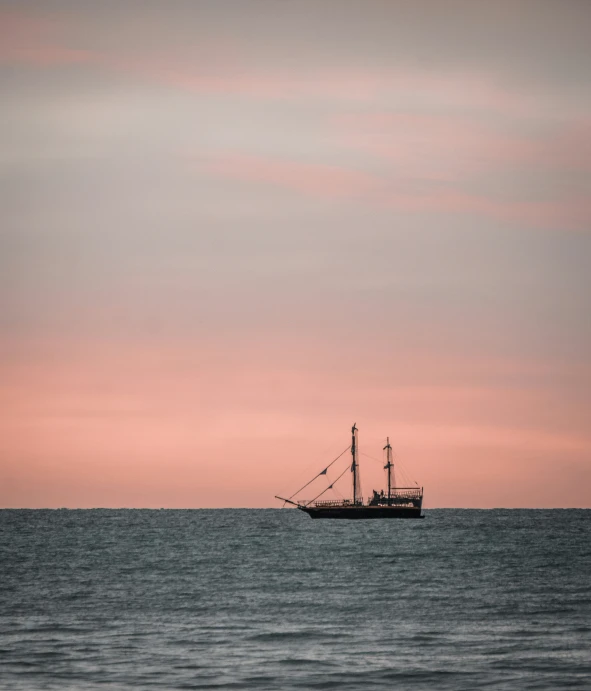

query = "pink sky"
(1, 1), (590, 507)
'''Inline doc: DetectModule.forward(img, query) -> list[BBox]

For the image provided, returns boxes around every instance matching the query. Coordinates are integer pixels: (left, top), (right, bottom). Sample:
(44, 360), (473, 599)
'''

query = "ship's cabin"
(369, 488), (423, 508)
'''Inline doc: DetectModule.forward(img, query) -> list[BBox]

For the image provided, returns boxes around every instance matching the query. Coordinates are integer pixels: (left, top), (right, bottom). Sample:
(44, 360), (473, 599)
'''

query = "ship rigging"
(275, 424), (424, 519)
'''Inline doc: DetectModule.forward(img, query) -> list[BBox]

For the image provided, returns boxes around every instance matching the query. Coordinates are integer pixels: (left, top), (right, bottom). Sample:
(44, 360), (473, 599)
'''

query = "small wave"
(174, 664), (205, 670)
(279, 658), (336, 667)
(2, 508), (590, 691)
(248, 630), (350, 642)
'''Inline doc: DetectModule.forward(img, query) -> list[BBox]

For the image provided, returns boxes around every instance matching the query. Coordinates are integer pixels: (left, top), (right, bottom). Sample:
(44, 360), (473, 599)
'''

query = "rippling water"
(1, 509), (590, 690)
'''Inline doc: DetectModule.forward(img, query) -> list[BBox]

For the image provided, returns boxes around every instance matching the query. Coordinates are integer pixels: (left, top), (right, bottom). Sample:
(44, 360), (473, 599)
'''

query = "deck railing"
(312, 499), (353, 508)
(368, 487), (423, 506)
(385, 488), (422, 498)
(302, 487), (422, 508)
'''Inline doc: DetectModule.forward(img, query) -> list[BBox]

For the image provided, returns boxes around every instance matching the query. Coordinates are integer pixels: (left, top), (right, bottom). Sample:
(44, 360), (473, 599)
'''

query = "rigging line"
(392, 456), (411, 486)
(288, 445), (351, 500)
(304, 465), (351, 507)
(361, 449), (419, 488)
(360, 452), (385, 465)
(394, 455), (419, 486)
(398, 468), (411, 487)
(283, 440), (346, 491)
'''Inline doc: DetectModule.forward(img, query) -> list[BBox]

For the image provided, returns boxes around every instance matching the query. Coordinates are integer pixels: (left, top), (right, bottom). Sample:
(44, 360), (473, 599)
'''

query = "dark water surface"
(1, 509), (590, 690)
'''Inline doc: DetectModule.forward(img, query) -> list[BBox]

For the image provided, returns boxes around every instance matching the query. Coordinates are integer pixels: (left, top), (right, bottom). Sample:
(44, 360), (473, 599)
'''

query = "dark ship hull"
(301, 506), (423, 519)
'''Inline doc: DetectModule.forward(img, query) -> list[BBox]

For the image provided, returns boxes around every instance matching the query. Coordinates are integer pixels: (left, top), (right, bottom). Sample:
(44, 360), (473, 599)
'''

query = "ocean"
(1, 509), (590, 690)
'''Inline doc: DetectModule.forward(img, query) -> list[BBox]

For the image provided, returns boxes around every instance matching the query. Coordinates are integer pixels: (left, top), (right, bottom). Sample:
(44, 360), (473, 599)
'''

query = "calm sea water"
(1, 509), (590, 690)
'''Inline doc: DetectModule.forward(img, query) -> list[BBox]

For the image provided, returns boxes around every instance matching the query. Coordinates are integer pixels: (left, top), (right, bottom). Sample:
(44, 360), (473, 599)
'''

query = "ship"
(275, 424), (424, 519)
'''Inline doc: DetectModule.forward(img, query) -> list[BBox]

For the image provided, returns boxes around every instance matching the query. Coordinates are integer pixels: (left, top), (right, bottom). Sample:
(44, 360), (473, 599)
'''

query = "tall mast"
(384, 437), (393, 504)
(351, 423), (360, 505)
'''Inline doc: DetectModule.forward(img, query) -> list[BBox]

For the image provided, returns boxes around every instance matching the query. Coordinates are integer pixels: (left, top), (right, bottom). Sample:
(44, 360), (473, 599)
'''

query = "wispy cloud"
(335, 113), (591, 176)
(0, 7), (569, 114)
(201, 153), (591, 230)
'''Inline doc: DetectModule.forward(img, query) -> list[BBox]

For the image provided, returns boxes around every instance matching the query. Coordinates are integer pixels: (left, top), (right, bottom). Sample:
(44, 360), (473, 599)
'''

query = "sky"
(1, 0), (590, 508)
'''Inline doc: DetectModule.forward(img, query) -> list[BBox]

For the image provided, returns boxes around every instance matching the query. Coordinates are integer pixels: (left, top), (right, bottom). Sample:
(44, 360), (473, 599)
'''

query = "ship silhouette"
(276, 424), (424, 519)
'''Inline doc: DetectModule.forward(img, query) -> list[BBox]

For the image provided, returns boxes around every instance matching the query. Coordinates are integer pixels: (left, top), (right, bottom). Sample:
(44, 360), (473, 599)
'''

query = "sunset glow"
(1, 1), (590, 507)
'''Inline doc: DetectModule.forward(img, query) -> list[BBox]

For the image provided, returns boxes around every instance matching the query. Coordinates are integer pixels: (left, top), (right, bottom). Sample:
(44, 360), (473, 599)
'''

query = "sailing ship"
(276, 424), (424, 519)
